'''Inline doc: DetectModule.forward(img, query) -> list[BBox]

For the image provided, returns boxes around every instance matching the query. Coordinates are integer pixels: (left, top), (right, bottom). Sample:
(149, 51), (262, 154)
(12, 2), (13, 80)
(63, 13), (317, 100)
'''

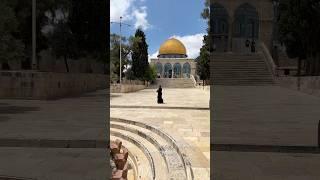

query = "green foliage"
(1, 0), (107, 71)
(278, 0), (320, 75)
(196, 35), (210, 81)
(131, 29), (149, 80)
(110, 33), (131, 79)
(125, 68), (136, 80)
(196, 0), (211, 82)
(144, 65), (157, 82)
(47, 19), (76, 72)
(0, 1), (24, 67)
(68, 0), (107, 60)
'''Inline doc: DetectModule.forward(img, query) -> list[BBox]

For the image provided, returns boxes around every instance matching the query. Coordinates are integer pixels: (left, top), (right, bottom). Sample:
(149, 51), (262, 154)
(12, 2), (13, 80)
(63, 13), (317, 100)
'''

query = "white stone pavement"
(111, 88), (210, 179)
(212, 85), (320, 180)
(0, 90), (109, 180)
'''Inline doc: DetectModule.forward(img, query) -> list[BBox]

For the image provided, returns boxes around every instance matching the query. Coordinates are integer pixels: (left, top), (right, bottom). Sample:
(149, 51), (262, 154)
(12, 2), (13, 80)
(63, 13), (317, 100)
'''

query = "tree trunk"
(1, 62), (10, 70)
(203, 79), (205, 89)
(64, 55), (69, 73)
(297, 57), (302, 90)
(317, 53), (320, 76)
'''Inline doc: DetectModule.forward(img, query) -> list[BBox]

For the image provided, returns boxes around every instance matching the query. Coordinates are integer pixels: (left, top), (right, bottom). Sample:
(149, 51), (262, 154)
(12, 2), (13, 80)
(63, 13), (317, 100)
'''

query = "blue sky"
(110, 0), (207, 59)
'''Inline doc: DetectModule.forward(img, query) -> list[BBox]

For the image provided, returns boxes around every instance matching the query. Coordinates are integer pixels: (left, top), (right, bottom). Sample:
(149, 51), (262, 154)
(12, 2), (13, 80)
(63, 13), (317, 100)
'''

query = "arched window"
(182, 63), (191, 78)
(212, 3), (229, 52)
(156, 63), (163, 77)
(173, 63), (181, 78)
(164, 63), (172, 78)
(233, 3), (259, 39)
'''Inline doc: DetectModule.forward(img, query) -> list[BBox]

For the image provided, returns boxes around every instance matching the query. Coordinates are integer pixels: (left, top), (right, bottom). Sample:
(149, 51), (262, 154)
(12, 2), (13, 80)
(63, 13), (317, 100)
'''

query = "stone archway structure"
(211, 0), (274, 52)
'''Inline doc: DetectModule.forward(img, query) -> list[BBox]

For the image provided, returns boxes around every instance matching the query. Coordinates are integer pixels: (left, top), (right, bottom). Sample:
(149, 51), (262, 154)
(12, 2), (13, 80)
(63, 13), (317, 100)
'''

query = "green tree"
(0, 1), (24, 70)
(144, 65), (157, 83)
(196, 35), (210, 85)
(131, 29), (149, 80)
(110, 33), (131, 80)
(45, 0), (108, 73)
(278, 0), (320, 75)
(196, 0), (211, 84)
(48, 20), (75, 72)
(69, 0), (107, 61)
(9, 0), (69, 69)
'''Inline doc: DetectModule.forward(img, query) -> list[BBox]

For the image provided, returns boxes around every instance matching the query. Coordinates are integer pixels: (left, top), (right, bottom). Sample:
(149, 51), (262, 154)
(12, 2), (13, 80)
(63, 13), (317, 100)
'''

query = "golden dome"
(158, 38), (187, 56)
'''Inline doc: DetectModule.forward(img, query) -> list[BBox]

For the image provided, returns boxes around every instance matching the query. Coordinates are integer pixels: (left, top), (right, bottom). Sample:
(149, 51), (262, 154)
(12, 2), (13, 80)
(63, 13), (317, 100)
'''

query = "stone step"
(110, 129), (165, 180)
(212, 59), (266, 62)
(154, 78), (195, 88)
(211, 53), (274, 85)
(110, 135), (152, 180)
(212, 71), (270, 73)
(111, 118), (195, 180)
(111, 122), (187, 179)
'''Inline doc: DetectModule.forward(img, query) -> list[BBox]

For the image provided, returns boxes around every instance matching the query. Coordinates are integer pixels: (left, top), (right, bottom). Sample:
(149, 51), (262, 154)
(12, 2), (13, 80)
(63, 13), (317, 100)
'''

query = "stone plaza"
(111, 88), (210, 179)
(0, 90), (109, 179)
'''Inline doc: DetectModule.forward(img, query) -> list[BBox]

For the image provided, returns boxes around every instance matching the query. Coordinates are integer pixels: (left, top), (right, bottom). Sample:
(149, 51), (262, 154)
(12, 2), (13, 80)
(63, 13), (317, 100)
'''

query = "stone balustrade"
(110, 139), (129, 180)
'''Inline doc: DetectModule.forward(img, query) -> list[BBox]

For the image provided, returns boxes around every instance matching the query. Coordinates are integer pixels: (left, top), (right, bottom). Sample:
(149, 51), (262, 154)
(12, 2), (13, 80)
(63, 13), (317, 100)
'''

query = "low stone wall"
(0, 71), (107, 99)
(111, 83), (146, 93)
(277, 76), (320, 97)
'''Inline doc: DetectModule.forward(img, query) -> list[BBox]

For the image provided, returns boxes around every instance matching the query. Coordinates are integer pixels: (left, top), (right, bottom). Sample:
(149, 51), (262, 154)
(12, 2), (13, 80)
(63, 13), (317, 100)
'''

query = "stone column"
(171, 63), (174, 79)
(228, 18), (233, 52)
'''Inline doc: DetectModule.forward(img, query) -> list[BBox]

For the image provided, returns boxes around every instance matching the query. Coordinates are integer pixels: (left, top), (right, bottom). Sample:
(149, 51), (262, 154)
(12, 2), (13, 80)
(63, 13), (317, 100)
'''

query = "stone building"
(211, 0), (274, 53)
(150, 38), (196, 79)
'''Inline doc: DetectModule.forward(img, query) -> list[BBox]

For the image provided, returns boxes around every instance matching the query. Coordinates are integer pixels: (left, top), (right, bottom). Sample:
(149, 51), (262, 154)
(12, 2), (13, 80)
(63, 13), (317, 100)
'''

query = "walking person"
(245, 39), (250, 54)
(251, 40), (256, 53)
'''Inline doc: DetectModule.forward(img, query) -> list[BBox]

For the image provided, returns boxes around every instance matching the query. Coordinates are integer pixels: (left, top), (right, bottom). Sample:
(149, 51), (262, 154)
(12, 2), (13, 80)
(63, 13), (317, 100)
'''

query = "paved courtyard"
(212, 85), (320, 179)
(0, 90), (109, 179)
(111, 88), (210, 179)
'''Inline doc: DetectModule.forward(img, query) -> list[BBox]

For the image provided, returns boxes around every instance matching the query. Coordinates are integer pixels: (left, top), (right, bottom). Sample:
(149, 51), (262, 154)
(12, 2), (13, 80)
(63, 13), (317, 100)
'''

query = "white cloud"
(132, 6), (151, 30)
(110, 0), (134, 21)
(148, 51), (159, 61)
(148, 33), (206, 60)
(110, 0), (151, 31)
(172, 33), (206, 58)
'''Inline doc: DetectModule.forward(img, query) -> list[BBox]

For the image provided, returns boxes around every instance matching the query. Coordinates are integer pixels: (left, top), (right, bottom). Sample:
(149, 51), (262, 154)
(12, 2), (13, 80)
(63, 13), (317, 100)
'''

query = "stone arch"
(173, 63), (182, 78)
(232, 3), (259, 53)
(156, 62), (163, 78)
(212, 3), (230, 52)
(164, 63), (172, 78)
(182, 63), (191, 78)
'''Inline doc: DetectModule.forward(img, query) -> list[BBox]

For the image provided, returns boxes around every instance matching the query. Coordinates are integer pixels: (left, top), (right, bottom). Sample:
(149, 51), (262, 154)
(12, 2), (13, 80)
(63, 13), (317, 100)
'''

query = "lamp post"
(272, 0), (280, 65)
(111, 17), (131, 84)
(32, 0), (37, 70)
(273, 0), (280, 46)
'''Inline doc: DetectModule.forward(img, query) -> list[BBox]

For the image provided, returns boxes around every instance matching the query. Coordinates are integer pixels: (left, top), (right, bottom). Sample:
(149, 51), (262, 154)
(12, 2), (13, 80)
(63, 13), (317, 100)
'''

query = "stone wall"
(0, 71), (108, 100)
(111, 80), (146, 93)
(277, 76), (320, 97)
(3, 50), (106, 74)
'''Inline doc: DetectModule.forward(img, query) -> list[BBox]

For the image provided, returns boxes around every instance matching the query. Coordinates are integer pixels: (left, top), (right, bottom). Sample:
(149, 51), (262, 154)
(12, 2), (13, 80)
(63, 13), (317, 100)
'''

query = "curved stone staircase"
(110, 118), (194, 180)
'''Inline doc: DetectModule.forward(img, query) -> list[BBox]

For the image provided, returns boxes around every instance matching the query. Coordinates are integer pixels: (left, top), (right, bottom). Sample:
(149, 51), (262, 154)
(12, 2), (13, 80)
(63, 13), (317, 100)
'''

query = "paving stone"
(111, 88), (210, 179)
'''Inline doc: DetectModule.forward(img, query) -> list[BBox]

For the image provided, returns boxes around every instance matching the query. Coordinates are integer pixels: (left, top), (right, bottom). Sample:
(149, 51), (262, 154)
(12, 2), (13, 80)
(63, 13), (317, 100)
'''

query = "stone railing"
(110, 139), (129, 180)
(0, 71), (107, 99)
(260, 42), (278, 80)
(190, 75), (197, 87)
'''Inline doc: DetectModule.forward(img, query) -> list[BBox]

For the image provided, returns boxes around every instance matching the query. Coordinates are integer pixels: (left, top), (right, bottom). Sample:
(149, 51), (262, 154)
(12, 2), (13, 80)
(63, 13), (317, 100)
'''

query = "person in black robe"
(251, 41), (256, 53)
(157, 85), (164, 104)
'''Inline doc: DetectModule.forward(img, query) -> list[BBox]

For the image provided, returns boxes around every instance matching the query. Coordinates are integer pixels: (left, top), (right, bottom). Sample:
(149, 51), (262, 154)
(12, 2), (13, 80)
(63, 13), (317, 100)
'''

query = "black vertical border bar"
(105, 0), (111, 177)
(209, 0), (214, 179)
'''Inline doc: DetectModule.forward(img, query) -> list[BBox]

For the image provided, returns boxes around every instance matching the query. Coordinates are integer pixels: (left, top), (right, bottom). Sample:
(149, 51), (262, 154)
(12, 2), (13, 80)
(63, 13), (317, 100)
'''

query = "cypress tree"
(131, 29), (149, 79)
